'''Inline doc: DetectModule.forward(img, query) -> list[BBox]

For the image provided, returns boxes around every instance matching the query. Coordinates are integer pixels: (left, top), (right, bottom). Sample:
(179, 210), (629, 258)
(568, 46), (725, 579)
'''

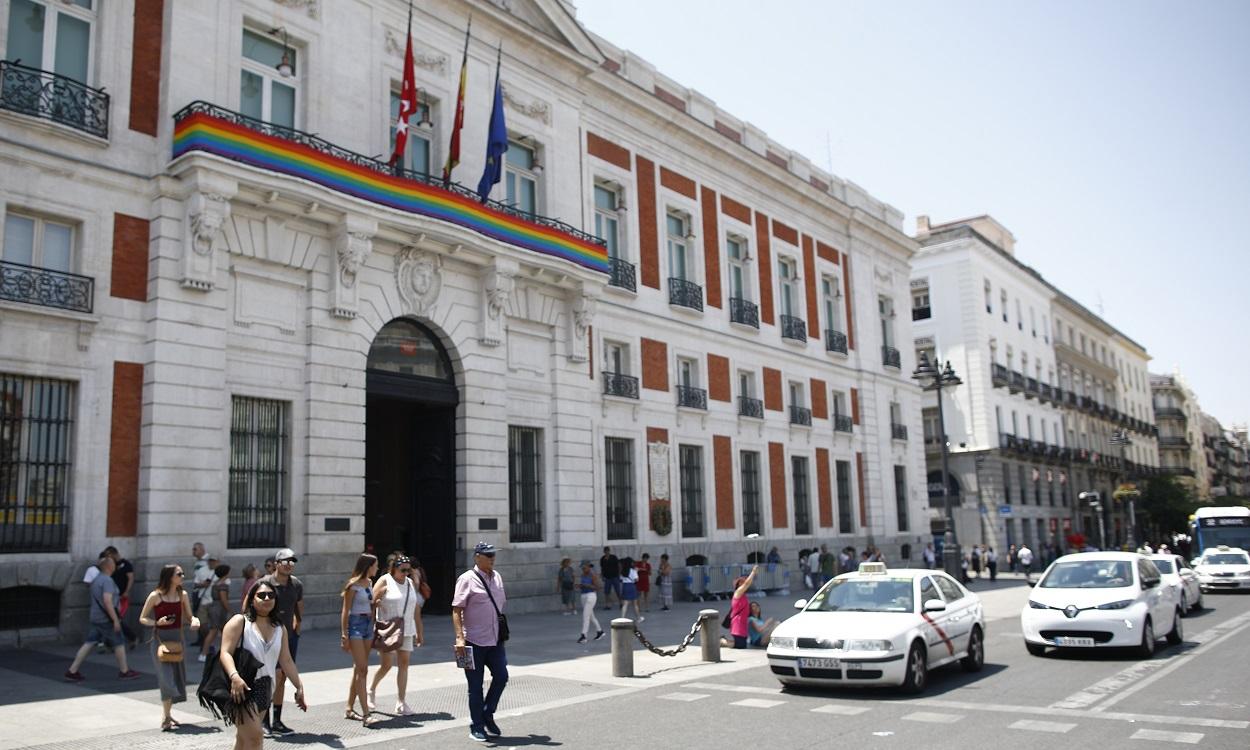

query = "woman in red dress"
(635, 553), (653, 612)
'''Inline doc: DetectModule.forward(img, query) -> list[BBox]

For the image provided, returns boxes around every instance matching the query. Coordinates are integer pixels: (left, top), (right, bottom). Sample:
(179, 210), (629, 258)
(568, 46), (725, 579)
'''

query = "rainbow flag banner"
(172, 103), (608, 275)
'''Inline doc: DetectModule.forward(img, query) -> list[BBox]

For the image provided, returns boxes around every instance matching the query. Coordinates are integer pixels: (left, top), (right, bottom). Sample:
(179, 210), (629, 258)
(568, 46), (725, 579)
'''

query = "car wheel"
(961, 626), (984, 672)
(1166, 609), (1183, 646)
(1136, 618), (1155, 658)
(1025, 641), (1046, 657)
(1192, 590), (1204, 612)
(901, 641), (927, 694)
(1180, 592), (1188, 616)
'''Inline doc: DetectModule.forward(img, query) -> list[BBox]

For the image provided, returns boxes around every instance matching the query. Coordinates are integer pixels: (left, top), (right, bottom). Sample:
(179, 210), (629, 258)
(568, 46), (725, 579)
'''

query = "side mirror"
(923, 599), (947, 613)
(794, 598), (809, 610)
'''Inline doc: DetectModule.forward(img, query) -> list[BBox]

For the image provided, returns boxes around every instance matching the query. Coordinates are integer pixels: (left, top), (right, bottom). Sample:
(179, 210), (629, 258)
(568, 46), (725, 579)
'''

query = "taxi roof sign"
(858, 562), (888, 574)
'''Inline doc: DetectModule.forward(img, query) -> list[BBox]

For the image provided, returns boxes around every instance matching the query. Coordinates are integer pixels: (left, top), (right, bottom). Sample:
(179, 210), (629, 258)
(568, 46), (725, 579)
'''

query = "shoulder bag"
(418, 568), (432, 601)
(473, 571), (509, 643)
(157, 639), (184, 663)
(372, 578), (411, 652)
(197, 619), (269, 726)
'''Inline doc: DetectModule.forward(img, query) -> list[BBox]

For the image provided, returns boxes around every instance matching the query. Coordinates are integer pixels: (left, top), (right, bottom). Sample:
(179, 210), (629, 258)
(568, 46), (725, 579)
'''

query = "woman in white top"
(218, 581), (306, 750)
(368, 555), (424, 716)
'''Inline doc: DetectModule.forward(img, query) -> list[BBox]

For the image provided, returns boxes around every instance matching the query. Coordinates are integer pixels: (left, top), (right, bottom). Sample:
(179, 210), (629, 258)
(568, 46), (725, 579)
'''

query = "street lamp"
(1079, 491), (1106, 549)
(1109, 428), (1138, 549)
(913, 352), (963, 580)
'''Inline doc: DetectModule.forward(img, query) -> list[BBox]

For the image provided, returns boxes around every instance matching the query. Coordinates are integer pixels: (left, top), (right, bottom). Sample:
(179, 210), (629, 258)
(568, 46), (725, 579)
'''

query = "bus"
(1190, 506), (1250, 554)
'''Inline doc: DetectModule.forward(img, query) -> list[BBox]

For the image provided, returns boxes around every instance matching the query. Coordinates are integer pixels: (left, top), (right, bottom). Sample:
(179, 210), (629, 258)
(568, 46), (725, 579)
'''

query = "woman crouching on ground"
(340, 553), (378, 723)
(138, 564), (200, 731)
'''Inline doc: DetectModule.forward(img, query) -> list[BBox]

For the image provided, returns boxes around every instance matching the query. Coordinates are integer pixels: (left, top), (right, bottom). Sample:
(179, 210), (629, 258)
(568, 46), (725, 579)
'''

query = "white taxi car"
(1022, 552), (1182, 658)
(1148, 553), (1203, 614)
(1192, 546), (1250, 592)
(765, 563), (985, 694)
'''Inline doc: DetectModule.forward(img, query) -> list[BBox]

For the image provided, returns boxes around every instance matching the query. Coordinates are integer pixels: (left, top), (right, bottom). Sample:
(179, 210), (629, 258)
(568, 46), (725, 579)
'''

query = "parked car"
(766, 563), (985, 694)
(1021, 552), (1182, 658)
(1192, 546), (1250, 593)
(1148, 553), (1203, 614)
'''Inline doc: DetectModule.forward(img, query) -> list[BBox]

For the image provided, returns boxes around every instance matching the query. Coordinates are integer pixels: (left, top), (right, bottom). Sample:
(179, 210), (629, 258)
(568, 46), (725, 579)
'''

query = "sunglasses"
(279, 558), (298, 565)
(398, 567), (413, 573)
(254, 591), (277, 601)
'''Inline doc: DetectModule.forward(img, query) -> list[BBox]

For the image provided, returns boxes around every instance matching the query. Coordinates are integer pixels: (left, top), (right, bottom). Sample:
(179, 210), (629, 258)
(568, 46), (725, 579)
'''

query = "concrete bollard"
(699, 608), (721, 663)
(610, 617), (635, 677)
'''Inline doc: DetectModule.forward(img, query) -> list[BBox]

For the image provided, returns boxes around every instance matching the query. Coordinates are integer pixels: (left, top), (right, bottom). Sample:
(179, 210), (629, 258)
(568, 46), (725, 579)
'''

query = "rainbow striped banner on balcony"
(172, 110), (608, 274)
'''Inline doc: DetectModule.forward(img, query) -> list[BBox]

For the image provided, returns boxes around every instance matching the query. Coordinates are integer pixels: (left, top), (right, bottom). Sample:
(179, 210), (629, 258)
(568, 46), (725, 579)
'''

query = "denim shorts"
(347, 613), (372, 640)
(84, 622), (125, 649)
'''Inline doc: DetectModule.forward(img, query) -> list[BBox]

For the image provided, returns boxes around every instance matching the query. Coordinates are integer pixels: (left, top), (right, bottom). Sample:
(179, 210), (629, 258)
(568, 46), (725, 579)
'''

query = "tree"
(1136, 474), (1197, 537)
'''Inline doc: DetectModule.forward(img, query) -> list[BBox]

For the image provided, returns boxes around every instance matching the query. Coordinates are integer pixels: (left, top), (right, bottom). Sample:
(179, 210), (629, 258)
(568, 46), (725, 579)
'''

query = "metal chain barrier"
(631, 612), (709, 657)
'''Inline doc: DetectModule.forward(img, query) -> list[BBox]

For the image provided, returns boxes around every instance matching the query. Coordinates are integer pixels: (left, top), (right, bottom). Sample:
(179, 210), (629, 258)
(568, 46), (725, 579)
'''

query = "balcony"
(729, 296), (759, 328)
(911, 305), (931, 321)
(1025, 377), (1039, 399)
(668, 277), (704, 311)
(833, 414), (853, 433)
(1000, 433), (1019, 452)
(882, 345), (901, 369)
(1065, 391), (1078, 407)
(676, 384), (707, 410)
(1161, 466), (1195, 477)
(1009, 371), (1025, 392)
(0, 260), (94, 314)
(608, 257), (636, 292)
(789, 405), (812, 426)
(825, 329), (848, 354)
(601, 371), (639, 399)
(780, 314), (807, 342)
(1159, 436), (1190, 448)
(1155, 407), (1186, 420)
(738, 395), (764, 419)
(891, 423), (908, 441)
(991, 363), (1009, 387)
(1039, 383), (1054, 402)
(1, 60), (109, 139)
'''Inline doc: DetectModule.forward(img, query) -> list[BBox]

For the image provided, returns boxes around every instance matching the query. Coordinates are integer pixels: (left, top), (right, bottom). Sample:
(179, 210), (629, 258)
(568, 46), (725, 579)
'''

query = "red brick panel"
(769, 442), (787, 529)
(817, 241), (839, 264)
(714, 435), (735, 530)
(715, 121), (743, 143)
(766, 150), (788, 169)
(851, 387), (861, 425)
(128, 0), (164, 136)
(810, 378), (827, 420)
(636, 156), (659, 289)
(816, 447), (833, 528)
(654, 86), (687, 112)
(755, 212), (775, 326)
(763, 367), (783, 411)
(856, 452), (868, 527)
(641, 338), (668, 391)
(587, 132), (631, 170)
(842, 251), (855, 350)
(700, 186), (722, 308)
(107, 362), (144, 537)
(707, 353), (731, 402)
(721, 195), (751, 224)
(660, 167), (696, 199)
(111, 213), (149, 301)
(802, 235), (819, 338)
(646, 427), (669, 444)
(772, 220), (798, 246)
(810, 175), (829, 192)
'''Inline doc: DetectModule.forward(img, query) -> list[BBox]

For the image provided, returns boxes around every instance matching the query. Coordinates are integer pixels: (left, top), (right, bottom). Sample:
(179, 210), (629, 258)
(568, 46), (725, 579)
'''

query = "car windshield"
(1153, 559), (1175, 573)
(807, 577), (914, 613)
(1038, 560), (1133, 588)
(1202, 553), (1250, 565)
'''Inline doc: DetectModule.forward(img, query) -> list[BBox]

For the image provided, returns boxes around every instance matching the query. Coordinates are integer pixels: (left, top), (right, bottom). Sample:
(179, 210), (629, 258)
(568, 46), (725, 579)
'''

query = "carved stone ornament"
(384, 29), (447, 73)
(331, 216), (376, 319)
(501, 84), (551, 125)
(396, 245), (443, 317)
(479, 261), (517, 347)
(273, 0), (319, 19)
(182, 178), (236, 291)
(567, 293), (596, 363)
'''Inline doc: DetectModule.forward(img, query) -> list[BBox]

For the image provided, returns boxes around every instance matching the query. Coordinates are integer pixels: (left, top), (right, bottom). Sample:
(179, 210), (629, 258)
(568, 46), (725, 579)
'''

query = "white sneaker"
(395, 701), (414, 716)
(197, 654), (207, 663)
(638, 616), (645, 623)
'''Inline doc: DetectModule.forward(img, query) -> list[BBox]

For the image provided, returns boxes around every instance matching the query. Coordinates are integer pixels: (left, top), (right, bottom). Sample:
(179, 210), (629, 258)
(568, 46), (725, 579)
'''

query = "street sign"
(999, 505), (1012, 516)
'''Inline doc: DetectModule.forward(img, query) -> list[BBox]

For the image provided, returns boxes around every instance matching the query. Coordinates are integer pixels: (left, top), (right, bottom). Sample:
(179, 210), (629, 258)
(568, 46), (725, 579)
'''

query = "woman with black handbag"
(138, 564), (200, 731)
(368, 555), (422, 716)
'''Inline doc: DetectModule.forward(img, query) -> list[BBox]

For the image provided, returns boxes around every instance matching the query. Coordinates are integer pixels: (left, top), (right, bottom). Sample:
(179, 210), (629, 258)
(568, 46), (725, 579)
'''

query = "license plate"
(1053, 636), (1095, 647)
(799, 657), (841, 669)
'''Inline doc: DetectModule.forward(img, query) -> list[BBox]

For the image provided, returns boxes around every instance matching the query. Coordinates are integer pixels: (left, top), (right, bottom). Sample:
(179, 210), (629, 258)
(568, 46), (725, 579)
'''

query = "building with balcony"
(1200, 414), (1249, 500)
(1150, 371), (1209, 498)
(0, 0), (926, 637)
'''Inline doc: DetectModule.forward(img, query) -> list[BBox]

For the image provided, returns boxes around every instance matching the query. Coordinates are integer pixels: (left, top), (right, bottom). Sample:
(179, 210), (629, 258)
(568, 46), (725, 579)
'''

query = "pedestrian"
(636, 552), (653, 611)
(619, 557), (643, 621)
(64, 555), (140, 682)
(970, 546), (982, 579)
(368, 554), (422, 716)
(1007, 544), (1018, 573)
(340, 553), (378, 724)
(1018, 544), (1035, 582)
(263, 556), (277, 577)
(658, 553), (674, 610)
(747, 601), (778, 647)
(766, 546), (782, 564)
(923, 543), (936, 569)
(599, 546), (620, 610)
(575, 561), (603, 644)
(819, 544), (835, 585)
(103, 546), (138, 648)
(806, 547), (821, 589)
(239, 564), (260, 611)
(720, 566), (759, 649)
(839, 546), (854, 575)
(410, 556), (430, 611)
(986, 547), (998, 582)
(199, 564), (232, 661)
(257, 548), (303, 736)
(452, 541), (509, 743)
(798, 548), (812, 589)
(555, 558), (576, 615)
(138, 563), (199, 730)
(217, 581), (307, 750)
(190, 543), (212, 620)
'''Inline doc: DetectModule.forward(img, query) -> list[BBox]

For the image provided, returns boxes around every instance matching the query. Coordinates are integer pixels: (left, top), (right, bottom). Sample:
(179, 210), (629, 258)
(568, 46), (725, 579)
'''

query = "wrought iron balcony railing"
(1, 60), (109, 139)
(0, 260), (94, 313)
(911, 305), (931, 321)
(1009, 371), (1025, 391)
(1159, 436), (1190, 447)
(1065, 391), (1078, 406)
(738, 395), (764, 419)
(991, 363), (1009, 387)
(608, 257), (636, 292)
(833, 414), (853, 433)
(676, 384), (707, 410)
(1000, 433), (1018, 452)
(789, 405), (812, 426)
(668, 277), (704, 311)
(602, 371), (639, 399)
(882, 345), (901, 369)
(1039, 383), (1054, 402)
(729, 296), (758, 328)
(780, 314), (807, 342)
(891, 422), (908, 441)
(1025, 377), (1039, 398)
(1155, 406), (1185, 419)
(824, 329), (848, 354)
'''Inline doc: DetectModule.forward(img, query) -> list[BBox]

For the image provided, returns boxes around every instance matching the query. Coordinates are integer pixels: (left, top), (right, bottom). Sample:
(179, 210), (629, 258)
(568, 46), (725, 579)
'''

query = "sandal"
(160, 718), (175, 732)
(345, 709), (365, 721)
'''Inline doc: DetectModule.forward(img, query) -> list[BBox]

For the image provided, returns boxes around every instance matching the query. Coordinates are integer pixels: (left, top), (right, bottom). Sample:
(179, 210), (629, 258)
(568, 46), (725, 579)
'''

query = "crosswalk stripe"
(1131, 729), (1204, 744)
(1009, 719), (1077, 733)
(730, 698), (787, 709)
(812, 705), (871, 716)
(683, 682), (783, 696)
(902, 711), (964, 724)
(658, 692), (709, 702)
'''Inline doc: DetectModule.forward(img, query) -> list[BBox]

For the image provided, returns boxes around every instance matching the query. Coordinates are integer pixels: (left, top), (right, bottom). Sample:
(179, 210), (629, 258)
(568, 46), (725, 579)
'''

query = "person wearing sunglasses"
(452, 541), (509, 742)
(256, 548), (304, 735)
(139, 564), (201, 731)
(369, 554), (423, 717)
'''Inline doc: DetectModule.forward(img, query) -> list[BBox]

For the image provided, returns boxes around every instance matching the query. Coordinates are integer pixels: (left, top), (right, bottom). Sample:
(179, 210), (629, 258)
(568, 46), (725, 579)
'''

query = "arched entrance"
(366, 319), (458, 614)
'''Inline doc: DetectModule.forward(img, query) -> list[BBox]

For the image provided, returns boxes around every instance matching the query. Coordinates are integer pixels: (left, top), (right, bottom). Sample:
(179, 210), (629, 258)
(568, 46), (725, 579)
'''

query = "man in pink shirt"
(452, 542), (509, 743)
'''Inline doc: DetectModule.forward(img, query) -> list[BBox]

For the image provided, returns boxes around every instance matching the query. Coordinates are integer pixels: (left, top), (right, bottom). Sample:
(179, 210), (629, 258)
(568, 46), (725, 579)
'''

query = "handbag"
(372, 577), (411, 652)
(157, 639), (184, 663)
(474, 571), (509, 643)
(721, 611), (733, 629)
(197, 619), (270, 726)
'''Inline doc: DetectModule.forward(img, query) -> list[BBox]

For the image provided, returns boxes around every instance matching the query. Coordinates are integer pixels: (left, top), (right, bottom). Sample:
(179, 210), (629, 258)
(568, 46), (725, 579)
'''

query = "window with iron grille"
(508, 426), (543, 542)
(605, 437), (633, 540)
(1003, 463), (1012, 504)
(835, 459), (853, 533)
(680, 444), (704, 538)
(229, 397), (288, 549)
(792, 456), (810, 535)
(0, 374), (74, 553)
(894, 465), (909, 532)
(741, 450), (761, 536)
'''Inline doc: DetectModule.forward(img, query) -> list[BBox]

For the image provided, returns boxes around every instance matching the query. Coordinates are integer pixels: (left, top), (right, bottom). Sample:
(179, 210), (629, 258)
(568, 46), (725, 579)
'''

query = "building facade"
(1200, 414), (1249, 501)
(1150, 372), (1208, 498)
(0, 0), (927, 637)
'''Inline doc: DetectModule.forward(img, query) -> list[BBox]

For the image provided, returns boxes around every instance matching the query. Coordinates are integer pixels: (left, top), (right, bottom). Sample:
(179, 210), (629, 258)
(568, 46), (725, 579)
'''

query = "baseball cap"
(473, 541), (496, 555)
(275, 548), (297, 561)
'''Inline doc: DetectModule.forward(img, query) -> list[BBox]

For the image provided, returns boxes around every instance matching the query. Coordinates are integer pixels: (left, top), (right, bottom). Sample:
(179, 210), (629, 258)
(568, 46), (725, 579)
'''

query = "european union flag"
(476, 66), (507, 203)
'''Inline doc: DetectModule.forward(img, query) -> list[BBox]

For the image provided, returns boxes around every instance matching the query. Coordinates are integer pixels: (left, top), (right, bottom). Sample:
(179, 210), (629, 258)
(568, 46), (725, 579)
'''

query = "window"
(984, 279), (993, 314)
(505, 140), (538, 215)
(741, 450), (761, 536)
(778, 256), (798, 317)
(935, 576), (964, 602)
(739, 371), (755, 399)
(5, 0), (94, 84)
(0, 374), (74, 553)
(789, 381), (805, 409)
(604, 341), (628, 376)
(594, 184), (622, 260)
(666, 212), (690, 281)
(893, 465), (909, 532)
(389, 93), (432, 175)
(1030, 307), (1036, 337)
(229, 396), (289, 548)
(678, 357), (698, 389)
(680, 445), (705, 538)
(677, 357), (704, 409)
(241, 29), (297, 128)
(835, 459), (854, 533)
(911, 287), (931, 320)
(508, 426), (543, 542)
(727, 235), (749, 300)
(832, 391), (847, 418)
(1003, 464), (1012, 504)
(1018, 464), (1028, 506)
(878, 296), (895, 348)
(822, 275), (842, 331)
(792, 456), (811, 535)
(604, 437), (633, 540)
(2, 211), (74, 272)
(920, 576), (942, 607)
(1000, 290), (1008, 322)
(1016, 299), (1023, 330)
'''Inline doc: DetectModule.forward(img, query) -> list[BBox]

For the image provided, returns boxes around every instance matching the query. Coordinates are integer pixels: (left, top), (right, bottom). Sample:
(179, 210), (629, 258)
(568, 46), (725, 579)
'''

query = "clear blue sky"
(576, 0), (1250, 431)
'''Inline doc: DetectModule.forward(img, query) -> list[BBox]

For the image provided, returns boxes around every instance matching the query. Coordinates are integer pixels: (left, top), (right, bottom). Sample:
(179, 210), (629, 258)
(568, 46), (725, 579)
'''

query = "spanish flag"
(443, 20), (470, 185)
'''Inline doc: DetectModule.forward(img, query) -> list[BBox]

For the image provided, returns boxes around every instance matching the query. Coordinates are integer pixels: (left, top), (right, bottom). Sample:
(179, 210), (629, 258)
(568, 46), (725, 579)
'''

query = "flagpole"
(443, 17), (472, 186)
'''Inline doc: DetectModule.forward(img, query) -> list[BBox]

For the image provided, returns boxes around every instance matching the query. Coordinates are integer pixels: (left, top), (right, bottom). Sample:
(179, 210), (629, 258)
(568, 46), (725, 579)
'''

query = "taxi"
(1192, 546), (1250, 592)
(765, 563), (985, 694)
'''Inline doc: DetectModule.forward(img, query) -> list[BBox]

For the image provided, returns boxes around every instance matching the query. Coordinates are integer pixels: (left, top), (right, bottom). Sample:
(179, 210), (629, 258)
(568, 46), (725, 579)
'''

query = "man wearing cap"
(452, 542), (509, 742)
(258, 548), (304, 735)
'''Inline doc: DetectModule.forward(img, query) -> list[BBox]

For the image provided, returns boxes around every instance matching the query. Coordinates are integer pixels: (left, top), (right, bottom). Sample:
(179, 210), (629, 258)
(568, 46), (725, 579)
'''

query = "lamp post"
(1079, 491), (1107, 549)
(1110, 429), (1138, 549)
(913, 352), (963, 580)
